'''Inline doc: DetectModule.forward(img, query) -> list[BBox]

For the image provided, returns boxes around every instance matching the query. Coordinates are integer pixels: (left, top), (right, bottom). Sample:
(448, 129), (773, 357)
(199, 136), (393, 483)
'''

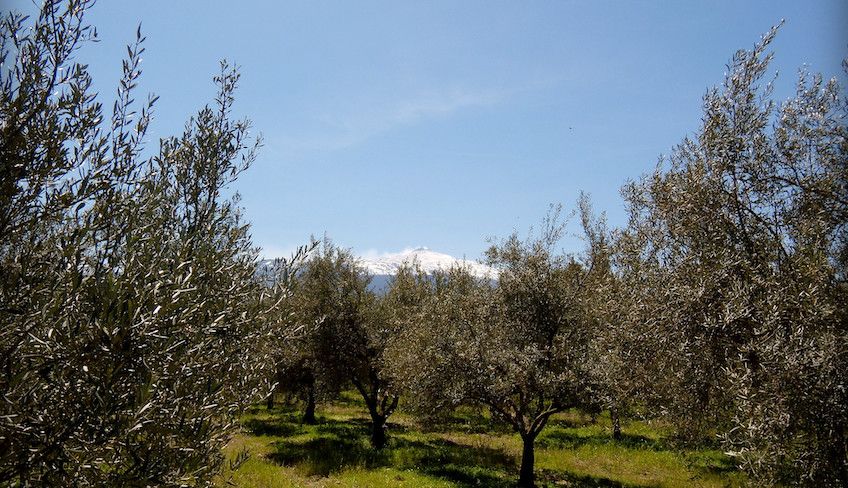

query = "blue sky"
(9, 1), (847, 260)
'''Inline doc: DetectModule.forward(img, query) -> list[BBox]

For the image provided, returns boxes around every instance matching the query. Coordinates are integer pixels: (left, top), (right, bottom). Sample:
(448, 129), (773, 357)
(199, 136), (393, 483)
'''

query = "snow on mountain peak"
(358, 247), (495, 278)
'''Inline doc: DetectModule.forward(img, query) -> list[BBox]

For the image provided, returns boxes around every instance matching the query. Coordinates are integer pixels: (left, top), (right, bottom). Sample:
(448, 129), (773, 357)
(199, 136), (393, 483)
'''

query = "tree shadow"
(538, 430), (665, 451)
(313, 416), (369, 437)
(396, 437), (516, 487)
(539, 469), (655, 487)
(312, 416), (409, 436)
(265, 424), (664, 488)
(264, 415), (517, 486)
(699, 459), (738, 475)
(248, 407), (710, 487)
(243, 416), (303, 437)
(686, 450), (741, 476)
(267, 435), (386, 476)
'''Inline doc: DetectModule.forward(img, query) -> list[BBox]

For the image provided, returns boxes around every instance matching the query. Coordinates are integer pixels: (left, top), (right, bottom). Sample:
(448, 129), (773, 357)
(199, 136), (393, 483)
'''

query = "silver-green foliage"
(618, 25), (847, 485)
(0, 1), (284, 484)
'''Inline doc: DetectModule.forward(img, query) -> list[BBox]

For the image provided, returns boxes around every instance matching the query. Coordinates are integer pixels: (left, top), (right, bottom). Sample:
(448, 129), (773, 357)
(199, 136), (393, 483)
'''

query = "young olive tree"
(396, 212), (597, 487)
(618, 26), (847, 484)
(292, 241), (402, 448)
(271, 241), (345, 423)
(577, 195), (634, 440)
(269, 341), (323, 422)
(0, 2), (287, 484)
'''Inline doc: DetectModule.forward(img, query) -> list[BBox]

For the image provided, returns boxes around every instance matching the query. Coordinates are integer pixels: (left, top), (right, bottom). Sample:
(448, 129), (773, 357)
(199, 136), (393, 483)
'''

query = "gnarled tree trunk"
(518, 433), (536, 487)
(302, 381), (316, 424)
(370, 413), (387, 449)
(352, 375), (398, 450)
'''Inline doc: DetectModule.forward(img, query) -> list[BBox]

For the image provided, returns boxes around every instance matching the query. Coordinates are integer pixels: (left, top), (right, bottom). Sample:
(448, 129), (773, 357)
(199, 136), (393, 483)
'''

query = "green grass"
(218, 392), (746, 487)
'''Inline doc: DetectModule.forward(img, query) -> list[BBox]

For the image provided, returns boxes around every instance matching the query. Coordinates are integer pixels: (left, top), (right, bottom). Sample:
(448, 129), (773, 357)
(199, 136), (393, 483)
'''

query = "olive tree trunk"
(302, 382), (316, 424)
(370, 413), (387, 449)
(518, 433), (537, 487)
(611, 403), (622, 440)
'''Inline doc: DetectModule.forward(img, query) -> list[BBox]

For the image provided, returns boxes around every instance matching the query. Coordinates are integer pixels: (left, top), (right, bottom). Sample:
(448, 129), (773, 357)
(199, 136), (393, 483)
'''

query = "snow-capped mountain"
(257, 247), (495, 293)
(359, 247), (495, 293)
(358, 247), (494, 279)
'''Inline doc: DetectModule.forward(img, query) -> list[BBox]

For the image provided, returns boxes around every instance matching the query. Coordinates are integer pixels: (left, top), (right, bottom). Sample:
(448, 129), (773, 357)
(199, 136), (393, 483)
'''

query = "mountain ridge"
(357, 246), (494, 279)
(258, 247), (496, 292)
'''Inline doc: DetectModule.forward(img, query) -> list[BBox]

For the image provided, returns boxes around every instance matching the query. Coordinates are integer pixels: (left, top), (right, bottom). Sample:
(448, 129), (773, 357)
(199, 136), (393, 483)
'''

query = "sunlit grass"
(218, 393), (745, 487)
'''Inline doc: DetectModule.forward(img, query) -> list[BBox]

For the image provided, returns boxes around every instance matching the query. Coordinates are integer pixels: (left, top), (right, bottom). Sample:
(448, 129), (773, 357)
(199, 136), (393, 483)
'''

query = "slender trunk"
(611, 404), (622, 441)
(831, 423), (847, 487)
(266, 391), (274, 410)
(518, 433), (536, 487)
(302, 382), (316, 424)
(370, 414), (387, 449)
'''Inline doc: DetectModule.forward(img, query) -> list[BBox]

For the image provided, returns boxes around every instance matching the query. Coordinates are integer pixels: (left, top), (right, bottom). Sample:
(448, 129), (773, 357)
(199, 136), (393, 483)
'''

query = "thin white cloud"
(389, 88), (502, 124)
(270, 85), (509, 156)
(264, 72), (571, 160)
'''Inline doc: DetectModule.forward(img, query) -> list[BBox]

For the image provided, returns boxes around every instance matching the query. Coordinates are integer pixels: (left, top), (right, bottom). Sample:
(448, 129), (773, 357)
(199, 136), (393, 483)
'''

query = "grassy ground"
(218, 392), (745, 487)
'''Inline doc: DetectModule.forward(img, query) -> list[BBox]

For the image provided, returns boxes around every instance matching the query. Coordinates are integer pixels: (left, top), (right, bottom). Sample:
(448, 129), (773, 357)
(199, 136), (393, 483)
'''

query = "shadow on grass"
(686, 450), (741, 476)
(538, 469), (638, 487)
(268, 435), (381, 476)
(243, 415), (304, 437)
(400, 437), (517, 487)
(538, 430), (665, 452)
(269, 433), (517, 487)
(246, 407), (718, 488)
(312, 416), (409, 436)
(259, 413), (653, 488)
(255, 410), (514, 486)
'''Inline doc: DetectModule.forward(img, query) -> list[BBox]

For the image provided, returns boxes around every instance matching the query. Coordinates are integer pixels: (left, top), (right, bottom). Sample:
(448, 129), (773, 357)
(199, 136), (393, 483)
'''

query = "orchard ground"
(218, 392), (745, 487)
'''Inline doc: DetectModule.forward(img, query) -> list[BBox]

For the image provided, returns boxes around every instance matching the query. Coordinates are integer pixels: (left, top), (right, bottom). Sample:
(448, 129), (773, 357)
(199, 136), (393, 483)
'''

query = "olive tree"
(396, 212), (597, 487)
(269, 342), (324, 422)
(291, 241), (402, 448)
(618, 25), (847, 485)
(0, 2), (287, 484)
(577, 195), (635, 440)
(269, 240), (345, 423)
